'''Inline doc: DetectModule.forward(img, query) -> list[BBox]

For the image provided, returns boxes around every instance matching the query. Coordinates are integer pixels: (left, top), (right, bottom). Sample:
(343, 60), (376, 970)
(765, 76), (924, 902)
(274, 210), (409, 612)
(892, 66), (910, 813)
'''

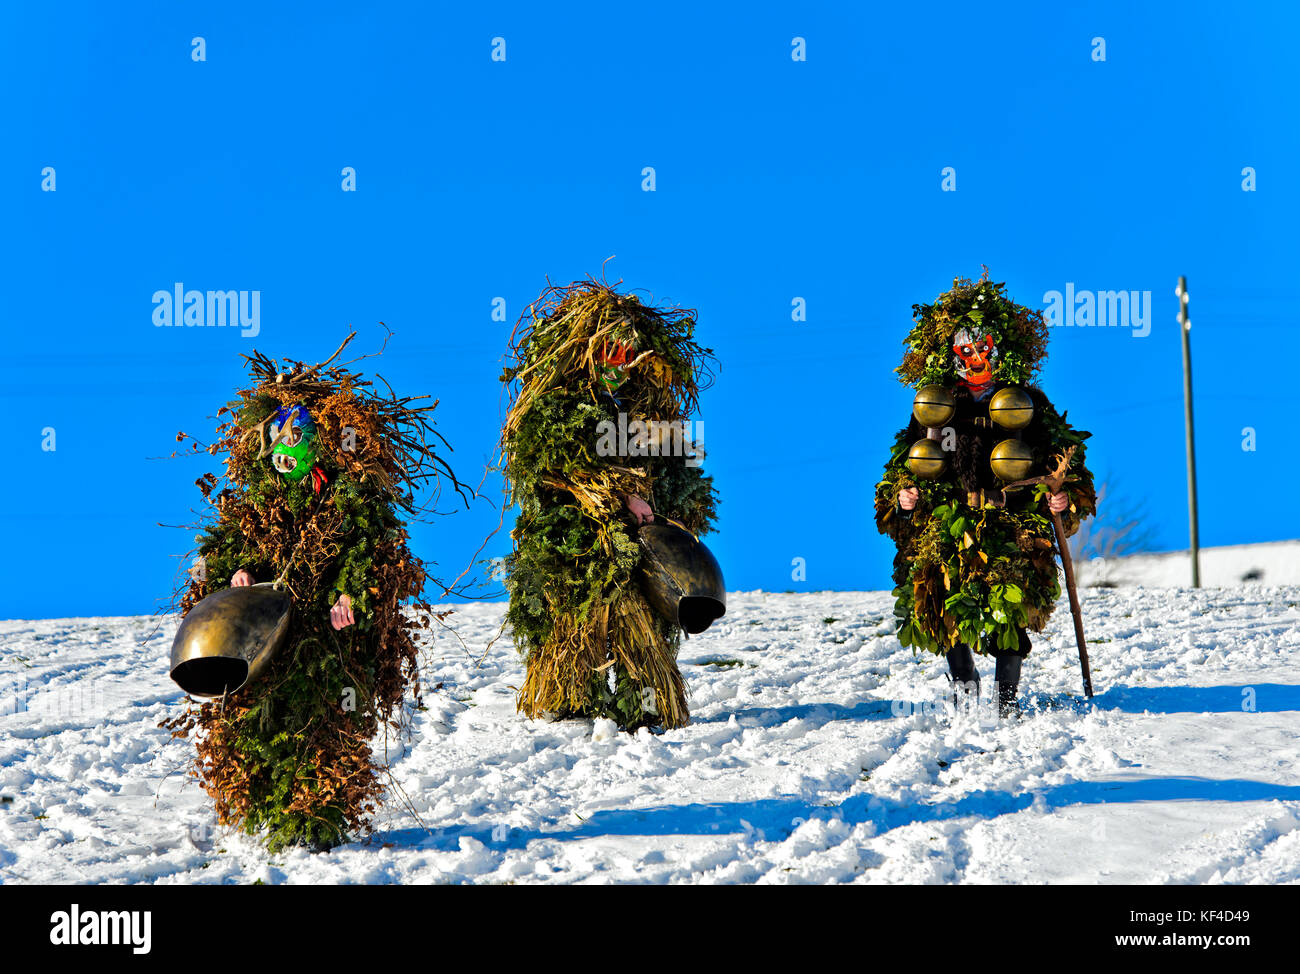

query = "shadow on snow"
(362, 683), (1300, 855)
(1092, 683), (1300, 714)
(370, 772), (1300, 855)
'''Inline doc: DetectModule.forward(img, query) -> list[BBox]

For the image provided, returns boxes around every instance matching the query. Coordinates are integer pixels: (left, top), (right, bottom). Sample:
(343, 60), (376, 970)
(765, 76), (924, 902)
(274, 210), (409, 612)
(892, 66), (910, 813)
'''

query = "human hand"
(898, 487), (920, 511)
(330, 593), (355, 630)
(231, 569), (254, 587)
(626, 494), (655, 525)
(1047, 491), (1069, 514)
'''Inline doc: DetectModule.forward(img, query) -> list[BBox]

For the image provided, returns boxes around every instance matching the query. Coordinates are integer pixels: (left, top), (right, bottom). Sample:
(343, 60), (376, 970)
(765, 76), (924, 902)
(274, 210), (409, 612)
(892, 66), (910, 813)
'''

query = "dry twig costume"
(874, 273), (1097, 704)
(500, 280), (718, 730)
(164, 336), (467, 850)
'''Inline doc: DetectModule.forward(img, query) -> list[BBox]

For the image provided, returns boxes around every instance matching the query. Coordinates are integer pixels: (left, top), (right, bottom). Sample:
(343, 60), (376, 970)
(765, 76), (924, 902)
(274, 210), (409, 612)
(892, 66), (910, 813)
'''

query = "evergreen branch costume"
(874, 272), (1098, 659)
(164, 339), (467, 851)
(500, 280), (717, 731)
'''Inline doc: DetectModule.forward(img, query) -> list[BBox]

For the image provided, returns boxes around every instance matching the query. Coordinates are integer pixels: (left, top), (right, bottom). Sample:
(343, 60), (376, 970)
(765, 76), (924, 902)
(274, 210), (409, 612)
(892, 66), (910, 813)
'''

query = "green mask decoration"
(269, 404), (318, 482)
(596, 339), (635, 391)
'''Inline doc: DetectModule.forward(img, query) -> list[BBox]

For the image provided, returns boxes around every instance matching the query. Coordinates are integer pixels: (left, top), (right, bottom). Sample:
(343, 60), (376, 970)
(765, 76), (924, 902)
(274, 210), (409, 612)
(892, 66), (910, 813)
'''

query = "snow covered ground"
(2, 571), (1299, 884)
(1075, 539), (1300, 588)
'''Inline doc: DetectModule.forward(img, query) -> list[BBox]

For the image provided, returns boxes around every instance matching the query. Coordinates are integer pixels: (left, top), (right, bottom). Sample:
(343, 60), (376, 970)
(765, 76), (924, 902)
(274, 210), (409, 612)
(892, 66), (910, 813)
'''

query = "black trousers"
(946, 629), (1030, 688)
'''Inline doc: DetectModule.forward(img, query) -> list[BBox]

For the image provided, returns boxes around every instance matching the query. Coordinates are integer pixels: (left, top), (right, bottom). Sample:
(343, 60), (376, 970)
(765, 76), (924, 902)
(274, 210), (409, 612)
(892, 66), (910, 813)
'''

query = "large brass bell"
(637, 519), (726, 634)
(912, 384), (956, 428)
(989, 387), (1034, 430)
(990, 438), (1035, 482)
(169, 583), (292, 697)
(907, 438), (948, 479)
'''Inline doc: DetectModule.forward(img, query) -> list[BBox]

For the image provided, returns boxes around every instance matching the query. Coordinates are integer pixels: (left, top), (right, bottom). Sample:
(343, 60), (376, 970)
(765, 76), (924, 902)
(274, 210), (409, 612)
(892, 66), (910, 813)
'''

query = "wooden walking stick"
(1003, 446), (1094, 698)
(1051, 507), (1093, 698)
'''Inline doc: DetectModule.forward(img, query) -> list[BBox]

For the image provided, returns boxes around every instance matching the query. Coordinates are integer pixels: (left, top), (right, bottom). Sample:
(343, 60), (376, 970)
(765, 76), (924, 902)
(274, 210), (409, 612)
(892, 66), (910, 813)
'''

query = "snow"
(2, 558), (1299, 884)
(1076, 539), (1300, 588)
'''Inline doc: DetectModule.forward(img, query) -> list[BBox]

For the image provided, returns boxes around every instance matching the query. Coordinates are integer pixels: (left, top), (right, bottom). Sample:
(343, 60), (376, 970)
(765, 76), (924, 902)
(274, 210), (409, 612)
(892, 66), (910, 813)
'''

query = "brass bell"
(990, 438), (1034, 482)
(637, 520), (726, 634)
(907, 438), (948, 479)
(989, 387), (1034, 430)
(912, 384), (956, 428)
(170, 583), (292, 697)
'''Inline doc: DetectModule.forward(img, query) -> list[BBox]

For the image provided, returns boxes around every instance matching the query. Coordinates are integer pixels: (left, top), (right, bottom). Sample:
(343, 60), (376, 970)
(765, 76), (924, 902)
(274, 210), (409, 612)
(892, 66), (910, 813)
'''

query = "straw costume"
(500, 279), (718, 731)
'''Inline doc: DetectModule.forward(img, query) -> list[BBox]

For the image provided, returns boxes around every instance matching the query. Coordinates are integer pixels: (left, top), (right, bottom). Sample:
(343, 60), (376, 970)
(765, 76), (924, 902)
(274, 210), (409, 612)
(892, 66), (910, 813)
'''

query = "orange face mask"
(952, 330), (995, 390)
(597, 340), (635, 390)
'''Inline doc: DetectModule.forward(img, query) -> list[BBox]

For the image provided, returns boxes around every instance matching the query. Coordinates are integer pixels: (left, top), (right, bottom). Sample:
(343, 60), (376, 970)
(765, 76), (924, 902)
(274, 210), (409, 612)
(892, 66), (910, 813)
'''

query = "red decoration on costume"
(599, 340), (634, 367)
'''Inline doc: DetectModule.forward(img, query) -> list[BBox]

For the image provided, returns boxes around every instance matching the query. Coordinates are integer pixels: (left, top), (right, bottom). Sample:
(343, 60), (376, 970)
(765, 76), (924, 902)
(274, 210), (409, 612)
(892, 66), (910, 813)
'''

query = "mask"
(268, 404), (318, 481)
(952, 329), (996, 391)
(596, 340), (635, 391)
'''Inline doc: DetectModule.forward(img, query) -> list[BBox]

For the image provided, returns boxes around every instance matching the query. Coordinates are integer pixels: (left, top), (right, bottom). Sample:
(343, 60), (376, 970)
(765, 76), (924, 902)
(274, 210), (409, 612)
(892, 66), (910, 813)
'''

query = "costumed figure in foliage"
(164, 335), (467, 851)
(874, 272), (1097, 716)
(500, 279), (720, 731)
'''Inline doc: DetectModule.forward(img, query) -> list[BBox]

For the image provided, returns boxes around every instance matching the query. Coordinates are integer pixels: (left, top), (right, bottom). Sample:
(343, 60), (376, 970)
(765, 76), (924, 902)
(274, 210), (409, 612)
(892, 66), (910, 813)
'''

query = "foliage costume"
(873, 273), (1097, 711)
(500, 280), (718, 731)
(165, 339), (465, 851)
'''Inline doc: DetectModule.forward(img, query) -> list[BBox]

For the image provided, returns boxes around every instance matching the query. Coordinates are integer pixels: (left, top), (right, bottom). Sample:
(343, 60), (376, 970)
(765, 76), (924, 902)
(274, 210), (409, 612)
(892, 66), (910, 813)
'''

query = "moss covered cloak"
(873, 273), (1098, 657)
(164, 338), (466, 850)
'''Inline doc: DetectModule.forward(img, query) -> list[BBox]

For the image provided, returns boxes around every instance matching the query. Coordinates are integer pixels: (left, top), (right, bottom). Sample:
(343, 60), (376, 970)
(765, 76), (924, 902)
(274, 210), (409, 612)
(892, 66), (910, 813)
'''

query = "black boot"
(993, 650), (1023, 719)
(946, 644), (980, 706)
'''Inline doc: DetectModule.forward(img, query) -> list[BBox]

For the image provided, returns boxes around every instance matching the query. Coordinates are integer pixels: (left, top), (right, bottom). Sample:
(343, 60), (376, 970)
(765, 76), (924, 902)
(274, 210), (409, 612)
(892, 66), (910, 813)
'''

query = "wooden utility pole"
(1177, 276), (1201, 587)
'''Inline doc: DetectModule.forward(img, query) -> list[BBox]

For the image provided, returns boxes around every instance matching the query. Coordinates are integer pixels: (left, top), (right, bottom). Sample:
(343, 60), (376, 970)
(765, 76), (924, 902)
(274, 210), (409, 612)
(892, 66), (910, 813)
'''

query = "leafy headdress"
(502, 280), (712, 439)
(897, 269), (1050, 390)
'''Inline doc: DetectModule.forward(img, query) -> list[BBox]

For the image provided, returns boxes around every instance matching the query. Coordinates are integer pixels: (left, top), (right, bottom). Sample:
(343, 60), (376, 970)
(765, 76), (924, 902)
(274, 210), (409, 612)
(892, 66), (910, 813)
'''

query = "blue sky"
(2, 1), (1295, 618)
